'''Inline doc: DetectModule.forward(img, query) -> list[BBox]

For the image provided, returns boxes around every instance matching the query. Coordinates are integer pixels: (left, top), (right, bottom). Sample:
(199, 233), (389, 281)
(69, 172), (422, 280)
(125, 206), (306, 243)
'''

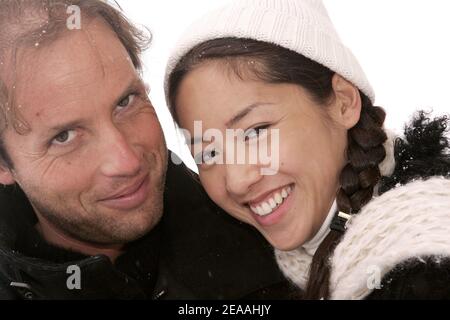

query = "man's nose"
(225, 163), (262, 197)
(99, 127), (142, 178)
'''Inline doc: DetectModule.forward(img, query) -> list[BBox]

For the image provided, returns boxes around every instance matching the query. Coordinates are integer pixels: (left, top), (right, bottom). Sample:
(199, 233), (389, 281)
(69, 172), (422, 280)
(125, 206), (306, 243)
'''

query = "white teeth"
(269, 198), (277, 209)
(262, 202), (272, 214)
(256, 206), (263, 216)
(274, 193), (283, 205)
(250, 186), (293, 217)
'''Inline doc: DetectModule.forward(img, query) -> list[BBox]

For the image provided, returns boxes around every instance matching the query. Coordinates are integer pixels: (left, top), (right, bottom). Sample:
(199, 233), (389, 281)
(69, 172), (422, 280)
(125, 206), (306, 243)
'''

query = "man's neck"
(35, 214), (124, 263)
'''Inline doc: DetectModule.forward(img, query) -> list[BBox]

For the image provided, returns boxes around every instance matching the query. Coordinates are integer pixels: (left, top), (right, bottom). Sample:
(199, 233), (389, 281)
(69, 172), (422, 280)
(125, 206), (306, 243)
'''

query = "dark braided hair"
(168, 38), (388, 299)
(306, 96), (387, 299)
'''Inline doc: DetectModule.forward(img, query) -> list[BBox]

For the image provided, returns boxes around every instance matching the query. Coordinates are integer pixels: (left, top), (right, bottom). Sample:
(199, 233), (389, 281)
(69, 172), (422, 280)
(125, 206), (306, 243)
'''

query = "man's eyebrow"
(113, 77), (144, 106)
(46, 77), (144, 136)
(189, 102), (274, 145)
(46, 120), (85, 136)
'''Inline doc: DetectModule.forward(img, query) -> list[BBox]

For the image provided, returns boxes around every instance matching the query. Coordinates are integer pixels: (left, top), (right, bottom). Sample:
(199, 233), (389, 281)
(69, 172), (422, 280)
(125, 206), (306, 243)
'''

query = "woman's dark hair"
(0, 0), (151, 168)
(168, 37), (388, 299)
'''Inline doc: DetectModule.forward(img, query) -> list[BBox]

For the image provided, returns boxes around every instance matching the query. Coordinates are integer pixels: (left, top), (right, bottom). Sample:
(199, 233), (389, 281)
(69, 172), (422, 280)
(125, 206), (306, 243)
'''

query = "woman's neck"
(302, 200), (336, 256)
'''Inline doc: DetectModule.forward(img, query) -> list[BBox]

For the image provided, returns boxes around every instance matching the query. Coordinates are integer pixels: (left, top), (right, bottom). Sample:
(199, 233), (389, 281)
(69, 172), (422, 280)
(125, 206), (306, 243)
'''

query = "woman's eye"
(194, 148), (220, 165)
(52, 130), (76, 146)
(203, 149), (217, 163)
(117, 94), (136, 109)
(244, 125), (270, 141)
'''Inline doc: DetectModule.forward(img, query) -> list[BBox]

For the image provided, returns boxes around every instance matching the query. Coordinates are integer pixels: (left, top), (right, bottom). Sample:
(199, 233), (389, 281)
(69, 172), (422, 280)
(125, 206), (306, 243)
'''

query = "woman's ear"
(0, 164), (15, 185)
(330, 74), (362, 129)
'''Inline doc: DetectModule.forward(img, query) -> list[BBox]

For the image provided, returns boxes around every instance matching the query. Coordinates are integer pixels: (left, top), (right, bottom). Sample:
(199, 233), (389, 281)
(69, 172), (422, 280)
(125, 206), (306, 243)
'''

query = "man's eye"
(52, 130), (76, 145)
(117, 94), (136, 108)
(244, 125), (270, 141)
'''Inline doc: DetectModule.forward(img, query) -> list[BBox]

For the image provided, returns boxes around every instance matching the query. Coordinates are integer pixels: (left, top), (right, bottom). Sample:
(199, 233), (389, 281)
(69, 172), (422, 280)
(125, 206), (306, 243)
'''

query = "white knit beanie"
(165, 0), (375, 103)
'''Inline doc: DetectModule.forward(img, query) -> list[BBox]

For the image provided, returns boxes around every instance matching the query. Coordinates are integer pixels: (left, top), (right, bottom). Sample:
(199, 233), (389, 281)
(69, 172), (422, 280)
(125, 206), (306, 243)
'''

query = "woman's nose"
(225, 163), (262, 197)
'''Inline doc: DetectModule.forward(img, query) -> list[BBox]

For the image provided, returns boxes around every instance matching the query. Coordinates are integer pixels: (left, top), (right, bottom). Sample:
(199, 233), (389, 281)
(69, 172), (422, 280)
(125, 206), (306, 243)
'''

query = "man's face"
(0, 18), (168, 244)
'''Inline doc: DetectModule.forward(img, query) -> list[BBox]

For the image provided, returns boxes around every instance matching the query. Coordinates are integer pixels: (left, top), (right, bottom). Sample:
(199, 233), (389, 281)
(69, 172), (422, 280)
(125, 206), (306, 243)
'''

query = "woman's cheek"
(277, 131), (298, 172)
(200, 171), (222, 203)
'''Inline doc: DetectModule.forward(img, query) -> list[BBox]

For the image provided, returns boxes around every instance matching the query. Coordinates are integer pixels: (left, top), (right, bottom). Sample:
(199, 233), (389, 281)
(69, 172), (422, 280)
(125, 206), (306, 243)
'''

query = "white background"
(118, 0), (450, 170)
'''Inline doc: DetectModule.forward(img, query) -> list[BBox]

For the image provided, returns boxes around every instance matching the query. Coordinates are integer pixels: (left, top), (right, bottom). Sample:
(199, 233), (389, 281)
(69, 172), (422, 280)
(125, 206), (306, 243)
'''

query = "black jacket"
(0, 153), (291, 300)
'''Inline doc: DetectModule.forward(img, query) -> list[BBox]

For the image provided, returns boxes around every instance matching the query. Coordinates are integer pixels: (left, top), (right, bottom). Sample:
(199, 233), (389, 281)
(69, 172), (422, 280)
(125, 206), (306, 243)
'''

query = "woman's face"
(175, 62), (360, 250)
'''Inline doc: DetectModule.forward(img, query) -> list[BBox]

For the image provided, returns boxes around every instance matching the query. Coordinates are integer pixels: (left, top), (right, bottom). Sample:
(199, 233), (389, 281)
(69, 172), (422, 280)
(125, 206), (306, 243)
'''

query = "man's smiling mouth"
(99, 175), (150, 210)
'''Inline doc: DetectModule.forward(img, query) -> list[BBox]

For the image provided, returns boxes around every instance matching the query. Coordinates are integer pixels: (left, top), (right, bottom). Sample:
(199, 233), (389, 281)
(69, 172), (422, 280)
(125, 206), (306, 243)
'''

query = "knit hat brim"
(165, 0), (375, 105)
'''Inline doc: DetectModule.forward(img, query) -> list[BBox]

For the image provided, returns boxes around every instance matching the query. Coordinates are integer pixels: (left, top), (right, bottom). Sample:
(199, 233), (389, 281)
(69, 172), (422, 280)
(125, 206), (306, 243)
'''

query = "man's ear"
(330, 74), (362, 129)
(0, 164), (15, 185)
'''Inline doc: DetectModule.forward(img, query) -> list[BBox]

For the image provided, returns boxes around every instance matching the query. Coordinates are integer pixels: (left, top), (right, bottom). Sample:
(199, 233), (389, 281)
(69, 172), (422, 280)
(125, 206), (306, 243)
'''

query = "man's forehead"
(12, 17), (137, 117)
(22, 19), (132, 82)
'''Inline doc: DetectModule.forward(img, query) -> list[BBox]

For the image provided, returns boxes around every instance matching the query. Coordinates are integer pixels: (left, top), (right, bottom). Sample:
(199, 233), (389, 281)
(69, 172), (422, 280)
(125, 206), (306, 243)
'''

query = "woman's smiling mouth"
(249, 185), (293, 216)
(246, 184), (295, 227)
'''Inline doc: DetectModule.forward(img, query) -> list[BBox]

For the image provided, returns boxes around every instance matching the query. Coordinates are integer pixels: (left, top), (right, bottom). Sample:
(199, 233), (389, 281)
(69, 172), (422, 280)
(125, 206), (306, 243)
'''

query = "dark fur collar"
(379, 111), (450, 194)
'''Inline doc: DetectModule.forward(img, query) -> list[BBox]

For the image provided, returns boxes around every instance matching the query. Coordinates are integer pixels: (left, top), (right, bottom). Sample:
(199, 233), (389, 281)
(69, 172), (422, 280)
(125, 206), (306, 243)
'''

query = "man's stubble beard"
(25, 155), (168, 246)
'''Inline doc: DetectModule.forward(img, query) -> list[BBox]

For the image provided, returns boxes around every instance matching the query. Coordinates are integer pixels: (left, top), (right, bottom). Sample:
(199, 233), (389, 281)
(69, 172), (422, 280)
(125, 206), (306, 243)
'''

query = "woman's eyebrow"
(189, 136), (204, 145)
(189, 102), (275, 145)
(225, 102), (274, 127)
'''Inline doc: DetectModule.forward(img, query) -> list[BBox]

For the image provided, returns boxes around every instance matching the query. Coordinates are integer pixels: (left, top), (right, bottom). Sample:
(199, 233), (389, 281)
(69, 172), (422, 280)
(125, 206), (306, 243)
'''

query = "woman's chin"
(265, 234), (304, 251)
